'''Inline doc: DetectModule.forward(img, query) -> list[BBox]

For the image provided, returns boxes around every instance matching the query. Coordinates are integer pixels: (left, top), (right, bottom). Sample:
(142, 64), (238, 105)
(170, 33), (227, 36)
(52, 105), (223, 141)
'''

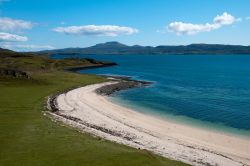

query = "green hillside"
(0, 49), (188, 166)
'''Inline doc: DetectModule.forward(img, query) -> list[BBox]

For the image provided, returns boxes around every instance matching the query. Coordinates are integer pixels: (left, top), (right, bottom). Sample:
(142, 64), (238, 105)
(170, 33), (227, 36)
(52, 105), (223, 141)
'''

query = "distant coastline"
(38, 41), (250, 55)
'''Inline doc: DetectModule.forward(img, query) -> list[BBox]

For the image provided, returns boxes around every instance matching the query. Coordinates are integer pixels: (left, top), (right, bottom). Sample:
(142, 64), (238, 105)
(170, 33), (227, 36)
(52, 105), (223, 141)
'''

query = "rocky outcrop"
(0, 68), (30, 79)
(66, 61), (117, 72)
(96, 77), (152, 96)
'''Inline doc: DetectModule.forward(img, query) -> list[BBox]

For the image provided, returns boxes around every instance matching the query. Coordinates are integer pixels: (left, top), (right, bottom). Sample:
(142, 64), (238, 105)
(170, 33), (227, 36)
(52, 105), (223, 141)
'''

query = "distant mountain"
(39, 41), (250, 55)
(0, 48), (32, 58)
(0, 48), (15, 54)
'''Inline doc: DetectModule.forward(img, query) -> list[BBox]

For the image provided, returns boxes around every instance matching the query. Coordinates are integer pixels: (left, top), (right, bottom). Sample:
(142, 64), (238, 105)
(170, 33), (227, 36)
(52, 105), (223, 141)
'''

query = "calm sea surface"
(53, 54), (250, 137)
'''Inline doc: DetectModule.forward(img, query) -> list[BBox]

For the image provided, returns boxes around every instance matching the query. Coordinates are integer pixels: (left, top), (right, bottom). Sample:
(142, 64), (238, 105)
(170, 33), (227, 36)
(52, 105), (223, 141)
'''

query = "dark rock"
(96, 78), (152, 96)
(0, 68), (30, 79)
(66, 62), (117, 72)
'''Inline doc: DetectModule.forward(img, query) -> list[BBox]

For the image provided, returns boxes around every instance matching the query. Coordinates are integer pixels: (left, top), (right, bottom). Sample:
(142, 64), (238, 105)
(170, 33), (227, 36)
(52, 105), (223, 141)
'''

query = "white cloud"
(0, 32), (28, 42)
(53, 25), (138, 37)
(168, 12), (237, 35)
(0, 17), (33, 32)
(168, 22), (220, 35)
(1, 43), (55, 51)
(213, 12), (236, 25)
(246, 17), (250, 20)
(15, 44), (55, 50)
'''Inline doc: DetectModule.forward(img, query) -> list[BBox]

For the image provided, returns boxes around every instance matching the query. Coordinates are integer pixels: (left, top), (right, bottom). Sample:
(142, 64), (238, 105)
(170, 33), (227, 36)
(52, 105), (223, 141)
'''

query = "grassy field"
(0, 50), (188, 166)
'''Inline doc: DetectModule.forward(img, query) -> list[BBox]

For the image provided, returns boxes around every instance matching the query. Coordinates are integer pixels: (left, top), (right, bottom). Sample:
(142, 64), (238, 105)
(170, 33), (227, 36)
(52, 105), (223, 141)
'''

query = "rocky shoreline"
(48, 75), (152, 114)
(65, 58), (117, 72)
(46, 82), (250, 166)
(95, 76), (152, 96)
(63, 57), (152, 96)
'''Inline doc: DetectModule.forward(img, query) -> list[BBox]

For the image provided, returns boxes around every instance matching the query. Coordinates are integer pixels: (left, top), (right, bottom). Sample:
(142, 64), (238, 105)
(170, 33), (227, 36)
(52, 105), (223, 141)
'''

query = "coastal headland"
(0, 49), (187, 166)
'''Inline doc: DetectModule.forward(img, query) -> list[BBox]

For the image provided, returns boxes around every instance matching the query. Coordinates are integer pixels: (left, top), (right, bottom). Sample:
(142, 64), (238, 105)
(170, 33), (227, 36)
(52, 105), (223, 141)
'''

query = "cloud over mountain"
(0, 32), (28, 42)
(53, 25), (138, 37)
(0, 43), (55, 51)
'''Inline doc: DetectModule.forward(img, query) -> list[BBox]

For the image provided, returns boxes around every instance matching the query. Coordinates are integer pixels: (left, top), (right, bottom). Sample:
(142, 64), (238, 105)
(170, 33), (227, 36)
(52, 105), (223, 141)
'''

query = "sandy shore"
(48, 82), (250, 166)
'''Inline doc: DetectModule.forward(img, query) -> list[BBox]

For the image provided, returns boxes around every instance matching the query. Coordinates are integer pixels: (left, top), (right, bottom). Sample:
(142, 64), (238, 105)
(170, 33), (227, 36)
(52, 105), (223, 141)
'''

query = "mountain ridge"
(20, 41), (250, 55)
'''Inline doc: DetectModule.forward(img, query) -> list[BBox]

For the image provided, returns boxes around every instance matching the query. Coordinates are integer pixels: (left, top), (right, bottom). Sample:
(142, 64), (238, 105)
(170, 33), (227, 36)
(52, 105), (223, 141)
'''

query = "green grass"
(0, 53), (103, 72)
(0, 71), (188, 166)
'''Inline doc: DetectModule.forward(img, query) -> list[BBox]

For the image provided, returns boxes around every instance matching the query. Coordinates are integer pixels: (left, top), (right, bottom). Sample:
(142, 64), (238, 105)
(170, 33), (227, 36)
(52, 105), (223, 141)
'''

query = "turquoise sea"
(53, 54), (250, 138)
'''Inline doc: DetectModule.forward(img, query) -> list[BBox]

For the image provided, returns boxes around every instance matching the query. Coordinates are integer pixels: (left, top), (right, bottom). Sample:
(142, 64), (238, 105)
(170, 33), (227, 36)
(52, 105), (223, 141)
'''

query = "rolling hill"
(39, 41), (250, 55)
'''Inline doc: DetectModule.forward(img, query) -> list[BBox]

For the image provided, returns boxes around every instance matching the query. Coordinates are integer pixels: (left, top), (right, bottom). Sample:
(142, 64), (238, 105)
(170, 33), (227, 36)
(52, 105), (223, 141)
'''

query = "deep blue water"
(53, 54), (250, 137)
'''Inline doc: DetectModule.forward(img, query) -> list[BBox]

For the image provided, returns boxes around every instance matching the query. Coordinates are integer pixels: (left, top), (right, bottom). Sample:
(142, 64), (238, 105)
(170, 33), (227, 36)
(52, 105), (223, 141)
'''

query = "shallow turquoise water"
(53, 54), (250, 137)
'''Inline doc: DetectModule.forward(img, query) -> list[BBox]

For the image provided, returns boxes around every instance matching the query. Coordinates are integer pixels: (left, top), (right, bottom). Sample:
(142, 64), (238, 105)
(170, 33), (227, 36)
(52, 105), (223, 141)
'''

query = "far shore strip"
(47, 82), (250, 166)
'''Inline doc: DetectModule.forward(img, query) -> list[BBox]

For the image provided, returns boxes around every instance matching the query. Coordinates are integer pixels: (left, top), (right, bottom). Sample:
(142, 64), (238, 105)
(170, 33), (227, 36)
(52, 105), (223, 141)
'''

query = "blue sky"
(0, 0), (250, 51)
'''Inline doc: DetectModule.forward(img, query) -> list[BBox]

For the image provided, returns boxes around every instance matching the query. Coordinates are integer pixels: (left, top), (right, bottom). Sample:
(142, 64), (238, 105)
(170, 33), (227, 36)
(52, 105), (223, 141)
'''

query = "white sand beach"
(49, 82), (250, 166)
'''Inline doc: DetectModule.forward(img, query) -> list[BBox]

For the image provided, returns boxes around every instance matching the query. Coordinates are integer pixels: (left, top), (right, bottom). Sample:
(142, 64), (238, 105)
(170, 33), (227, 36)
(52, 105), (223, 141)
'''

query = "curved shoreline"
(47, 81), (250, 166)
